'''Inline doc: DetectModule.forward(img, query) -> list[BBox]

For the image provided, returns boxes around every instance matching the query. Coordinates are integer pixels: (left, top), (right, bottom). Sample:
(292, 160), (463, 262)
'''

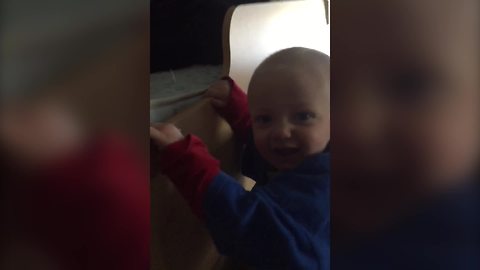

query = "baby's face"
(248, 68), (330, 171)
(333, 0), (479, 198)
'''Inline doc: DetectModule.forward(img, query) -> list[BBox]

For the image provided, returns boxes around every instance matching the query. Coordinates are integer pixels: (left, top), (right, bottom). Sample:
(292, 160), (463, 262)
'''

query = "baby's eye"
(294, 112), (315, 123)
(254, 115), (272, 125)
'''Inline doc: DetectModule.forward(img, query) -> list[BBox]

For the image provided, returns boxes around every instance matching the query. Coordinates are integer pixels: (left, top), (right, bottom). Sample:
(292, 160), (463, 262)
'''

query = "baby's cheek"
(253, 130), (271, 157)
(409, 104), (479, 187)
(303, 126), (329, 154)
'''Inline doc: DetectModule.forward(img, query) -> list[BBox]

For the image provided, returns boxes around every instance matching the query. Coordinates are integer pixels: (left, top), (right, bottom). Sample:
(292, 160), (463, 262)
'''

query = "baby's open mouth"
(272, 147), (299, 156)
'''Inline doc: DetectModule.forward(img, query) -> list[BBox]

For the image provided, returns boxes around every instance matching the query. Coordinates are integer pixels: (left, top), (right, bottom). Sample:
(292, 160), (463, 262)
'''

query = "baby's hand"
(204, 79), (231, 108)
(150, 123), (184, 150)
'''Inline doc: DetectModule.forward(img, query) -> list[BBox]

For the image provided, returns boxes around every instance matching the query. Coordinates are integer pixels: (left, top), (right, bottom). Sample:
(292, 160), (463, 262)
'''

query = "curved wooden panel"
(225, 0), (329, 91)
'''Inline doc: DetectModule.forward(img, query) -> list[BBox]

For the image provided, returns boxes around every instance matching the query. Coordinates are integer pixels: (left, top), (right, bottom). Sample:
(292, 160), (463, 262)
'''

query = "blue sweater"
(203, 146), (330, 269)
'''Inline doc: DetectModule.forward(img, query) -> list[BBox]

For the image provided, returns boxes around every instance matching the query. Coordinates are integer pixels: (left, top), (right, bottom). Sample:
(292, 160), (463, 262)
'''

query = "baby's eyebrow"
(291, 102), (318, 109)
(250, 108), (271, 114)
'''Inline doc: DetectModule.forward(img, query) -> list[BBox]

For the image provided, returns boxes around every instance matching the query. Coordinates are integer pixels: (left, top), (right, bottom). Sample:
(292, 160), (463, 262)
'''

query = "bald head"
(256, 47), (329, 71)
(249, 47), (330, 93)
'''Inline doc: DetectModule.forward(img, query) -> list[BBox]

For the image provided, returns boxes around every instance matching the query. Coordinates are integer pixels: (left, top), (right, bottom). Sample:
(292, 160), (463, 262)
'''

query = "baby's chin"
(267, 152), (319, 171)
(272, 162), (298, 171)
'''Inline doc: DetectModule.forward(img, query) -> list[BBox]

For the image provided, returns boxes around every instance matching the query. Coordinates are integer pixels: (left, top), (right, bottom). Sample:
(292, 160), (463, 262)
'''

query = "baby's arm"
(157, 133), (220, 218)
(204, 174), (322, 269)
(205, 77), (251, 143)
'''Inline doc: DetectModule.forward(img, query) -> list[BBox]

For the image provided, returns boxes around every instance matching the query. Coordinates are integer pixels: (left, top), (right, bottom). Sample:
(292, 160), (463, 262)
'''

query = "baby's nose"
(271, 123), (293, 139)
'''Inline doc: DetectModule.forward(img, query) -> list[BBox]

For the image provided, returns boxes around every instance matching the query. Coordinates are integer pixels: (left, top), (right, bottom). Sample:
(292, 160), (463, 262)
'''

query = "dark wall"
(150, 0), (266, 73)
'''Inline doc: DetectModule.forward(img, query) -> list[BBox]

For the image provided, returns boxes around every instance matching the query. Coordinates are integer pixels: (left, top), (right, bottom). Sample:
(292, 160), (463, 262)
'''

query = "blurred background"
(1, 1), (150, 269)
(1, 0), (149, 148)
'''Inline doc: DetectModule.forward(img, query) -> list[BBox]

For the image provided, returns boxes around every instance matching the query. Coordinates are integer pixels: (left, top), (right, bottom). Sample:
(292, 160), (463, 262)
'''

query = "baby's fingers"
(150, 127), (172, 150)
(210, 98), (227, 108)
(150, 123), (184, 150)
(205, 80), (230, 99)
(150, 127), (167, 144)
(204, 88), (222, 99)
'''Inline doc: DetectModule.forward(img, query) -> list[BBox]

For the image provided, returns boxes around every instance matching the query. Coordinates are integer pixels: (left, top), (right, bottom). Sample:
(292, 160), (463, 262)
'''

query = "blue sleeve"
(203, 172), (327, 269)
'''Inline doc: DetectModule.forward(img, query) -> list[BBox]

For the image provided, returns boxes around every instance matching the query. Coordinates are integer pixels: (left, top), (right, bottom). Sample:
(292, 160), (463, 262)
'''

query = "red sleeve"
(159, 134), (220, 219)
(14, 134), (150, 270)
(216, 76), (252, 143)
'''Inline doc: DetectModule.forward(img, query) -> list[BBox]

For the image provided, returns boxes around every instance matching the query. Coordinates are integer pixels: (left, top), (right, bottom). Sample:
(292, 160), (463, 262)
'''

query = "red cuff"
(159, 135), (220, 219)
(217, 76), (252, 143)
